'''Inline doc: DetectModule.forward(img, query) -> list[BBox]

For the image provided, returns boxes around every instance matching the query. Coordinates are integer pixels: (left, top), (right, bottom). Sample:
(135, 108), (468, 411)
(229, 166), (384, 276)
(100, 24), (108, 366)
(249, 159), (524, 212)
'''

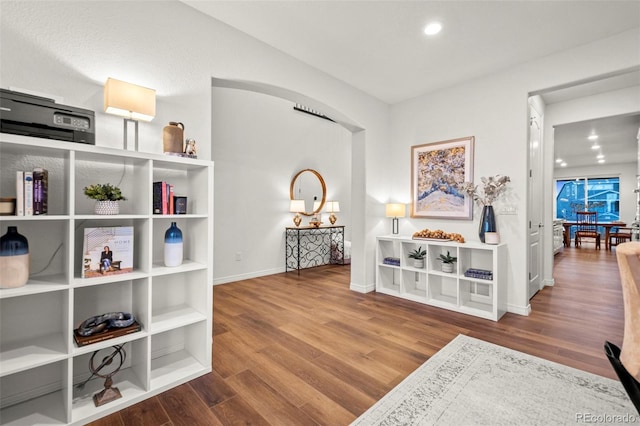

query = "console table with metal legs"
(285, 225), (346, 273)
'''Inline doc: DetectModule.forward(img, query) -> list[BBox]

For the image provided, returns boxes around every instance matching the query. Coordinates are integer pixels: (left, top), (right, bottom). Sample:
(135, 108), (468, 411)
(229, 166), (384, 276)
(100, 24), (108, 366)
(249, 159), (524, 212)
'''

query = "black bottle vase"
(479, 205), (496, 243)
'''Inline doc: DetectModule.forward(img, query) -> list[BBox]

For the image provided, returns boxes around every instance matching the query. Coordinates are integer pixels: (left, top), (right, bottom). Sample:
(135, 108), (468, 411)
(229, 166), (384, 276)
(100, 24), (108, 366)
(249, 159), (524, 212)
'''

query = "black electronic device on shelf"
(0, 88), (95, 144)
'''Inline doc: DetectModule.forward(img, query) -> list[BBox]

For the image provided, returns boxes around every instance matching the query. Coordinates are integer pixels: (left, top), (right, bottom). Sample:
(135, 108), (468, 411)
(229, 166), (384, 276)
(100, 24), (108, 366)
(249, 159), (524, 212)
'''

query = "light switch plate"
(500, 205), (517, 215)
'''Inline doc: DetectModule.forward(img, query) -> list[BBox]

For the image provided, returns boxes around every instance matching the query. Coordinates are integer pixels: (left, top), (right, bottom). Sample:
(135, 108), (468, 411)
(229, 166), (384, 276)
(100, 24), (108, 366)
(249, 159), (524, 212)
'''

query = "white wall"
(211, 87), (352, 283)
(388, 28), (640, 315)
(0, 0), (390, 290)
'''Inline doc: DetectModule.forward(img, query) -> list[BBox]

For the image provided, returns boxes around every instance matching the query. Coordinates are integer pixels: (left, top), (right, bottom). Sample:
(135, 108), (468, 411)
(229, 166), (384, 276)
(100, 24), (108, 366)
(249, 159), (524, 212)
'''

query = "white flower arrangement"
(460, 175), (510, 207)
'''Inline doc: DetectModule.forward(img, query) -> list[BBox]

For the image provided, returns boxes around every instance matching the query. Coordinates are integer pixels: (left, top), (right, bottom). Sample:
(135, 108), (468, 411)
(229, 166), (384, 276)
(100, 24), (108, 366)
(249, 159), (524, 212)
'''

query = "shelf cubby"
(73, 154), (150, 216)
(376, 264), (401, 295)
(150, 322), (209, 391)
(0, 141), (71, 216)
(376, 238), (398, 265)
(151, 270), (208, 334)
(427, 274), (458, 306)
(72, 218), (151, 278)
(71, 337), (148, 423)
(401, 268), (427, 299)
(0, 361), (68, 426)
(0, 220), (71, 286)
(0, 291), (68, 377)
(151, 217), (209, 267)
(459, 279), (494, 317)
(152, 160), (211, 216)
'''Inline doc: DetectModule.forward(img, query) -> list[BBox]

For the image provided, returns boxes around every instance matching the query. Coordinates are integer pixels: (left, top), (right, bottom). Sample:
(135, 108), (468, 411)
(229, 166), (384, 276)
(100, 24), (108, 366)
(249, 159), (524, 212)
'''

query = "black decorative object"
(479, 205), (496, 243)
(89, 345), (126, 407)
(285, 226), (345, 273)
(76, 312), (136, 337)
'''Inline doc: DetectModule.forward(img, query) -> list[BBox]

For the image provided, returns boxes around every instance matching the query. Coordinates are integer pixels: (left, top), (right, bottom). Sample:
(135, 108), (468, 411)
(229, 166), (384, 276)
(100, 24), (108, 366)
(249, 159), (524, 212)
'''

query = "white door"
(528, 102), (543, 299)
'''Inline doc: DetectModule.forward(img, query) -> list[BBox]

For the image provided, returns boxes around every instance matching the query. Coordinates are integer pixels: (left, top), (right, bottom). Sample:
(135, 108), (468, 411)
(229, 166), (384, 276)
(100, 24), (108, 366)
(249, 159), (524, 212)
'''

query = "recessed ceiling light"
(588, 134), (598, 141)
(598, 159), (605, 164)
(555, 158), (563, 163)
(424, 22), (442, 36)
(591, 144), (600, 150)
(561, 162), (567, 167)
(597, 154), (604, 159)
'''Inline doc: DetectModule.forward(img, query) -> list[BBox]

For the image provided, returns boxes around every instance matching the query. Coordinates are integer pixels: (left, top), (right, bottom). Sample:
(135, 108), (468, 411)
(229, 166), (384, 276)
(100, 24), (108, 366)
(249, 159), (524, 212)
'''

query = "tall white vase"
(164, 222), (183, 267)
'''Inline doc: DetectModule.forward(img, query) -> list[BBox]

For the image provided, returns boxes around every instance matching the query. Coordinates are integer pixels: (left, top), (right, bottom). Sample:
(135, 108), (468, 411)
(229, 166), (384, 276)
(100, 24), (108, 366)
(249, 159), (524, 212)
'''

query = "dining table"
(561, 221), (626, 250)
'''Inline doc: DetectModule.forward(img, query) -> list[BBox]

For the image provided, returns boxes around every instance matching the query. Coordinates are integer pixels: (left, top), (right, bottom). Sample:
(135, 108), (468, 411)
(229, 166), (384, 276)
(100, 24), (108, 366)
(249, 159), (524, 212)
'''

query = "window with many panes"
(556, 177), (620, 238)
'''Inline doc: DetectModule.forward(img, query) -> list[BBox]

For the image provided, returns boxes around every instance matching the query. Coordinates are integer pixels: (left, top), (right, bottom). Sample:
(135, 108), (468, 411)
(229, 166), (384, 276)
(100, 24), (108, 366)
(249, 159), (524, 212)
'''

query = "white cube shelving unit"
(0, 133), (213, 425)
(376, 236), (507, 321)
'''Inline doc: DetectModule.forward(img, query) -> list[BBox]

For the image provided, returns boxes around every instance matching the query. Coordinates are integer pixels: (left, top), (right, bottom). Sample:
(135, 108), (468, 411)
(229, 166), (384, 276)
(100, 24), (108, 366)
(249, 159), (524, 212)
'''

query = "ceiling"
(183, 1), (640, 168)
(553, 112), (640, 169)
(541, 70), (640, 169)
(183, 0), (640, 104)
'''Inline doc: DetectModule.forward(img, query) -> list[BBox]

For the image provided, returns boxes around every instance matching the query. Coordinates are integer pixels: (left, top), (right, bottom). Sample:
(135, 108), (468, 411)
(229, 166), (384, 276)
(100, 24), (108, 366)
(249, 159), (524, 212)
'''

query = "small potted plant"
(438, 250), (457, 273)
(408, 246), (426, 268)
(83, 183), (126, 215)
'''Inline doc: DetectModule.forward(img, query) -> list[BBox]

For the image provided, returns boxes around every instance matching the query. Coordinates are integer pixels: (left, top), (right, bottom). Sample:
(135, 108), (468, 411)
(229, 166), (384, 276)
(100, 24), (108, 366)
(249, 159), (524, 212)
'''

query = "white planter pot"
(441, 262), (454, 273)
(412, 258), (425, 269)
(94, 200), (120, 215)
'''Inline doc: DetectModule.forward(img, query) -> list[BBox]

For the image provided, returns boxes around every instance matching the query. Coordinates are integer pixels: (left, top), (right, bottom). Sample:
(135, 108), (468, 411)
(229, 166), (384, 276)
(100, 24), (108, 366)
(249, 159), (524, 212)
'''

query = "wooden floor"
(91, 246), (625, 425)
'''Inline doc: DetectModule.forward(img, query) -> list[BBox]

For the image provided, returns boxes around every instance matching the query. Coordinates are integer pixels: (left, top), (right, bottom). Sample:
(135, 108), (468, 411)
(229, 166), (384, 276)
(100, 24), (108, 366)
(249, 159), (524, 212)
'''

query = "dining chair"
(575, 211), (601, 249)
(609, 226), (633, 250)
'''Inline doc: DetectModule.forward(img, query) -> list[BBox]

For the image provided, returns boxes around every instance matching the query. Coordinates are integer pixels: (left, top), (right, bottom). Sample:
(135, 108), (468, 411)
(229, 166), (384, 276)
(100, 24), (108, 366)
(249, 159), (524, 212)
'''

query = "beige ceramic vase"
(163, 122), (185, 153)
(0, 226), (29, 288)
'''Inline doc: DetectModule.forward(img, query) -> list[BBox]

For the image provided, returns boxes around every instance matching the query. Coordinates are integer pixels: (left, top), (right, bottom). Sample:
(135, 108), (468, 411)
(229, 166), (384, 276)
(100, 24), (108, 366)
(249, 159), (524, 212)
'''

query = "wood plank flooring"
(91, 245), (625, 425)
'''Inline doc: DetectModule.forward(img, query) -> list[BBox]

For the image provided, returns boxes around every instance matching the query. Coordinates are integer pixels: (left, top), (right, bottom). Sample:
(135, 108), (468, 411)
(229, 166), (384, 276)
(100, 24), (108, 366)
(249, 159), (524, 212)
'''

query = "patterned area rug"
(352, 335), (638, 425)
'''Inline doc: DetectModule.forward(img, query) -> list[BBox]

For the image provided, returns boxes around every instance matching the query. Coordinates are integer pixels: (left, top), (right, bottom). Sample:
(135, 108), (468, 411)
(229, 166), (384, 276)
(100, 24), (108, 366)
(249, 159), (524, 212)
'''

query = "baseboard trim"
(214, 267), (285, 285)
(507, 303), (531, 316)
(350, 282), (374, 293)
(542, 278), (555, 287)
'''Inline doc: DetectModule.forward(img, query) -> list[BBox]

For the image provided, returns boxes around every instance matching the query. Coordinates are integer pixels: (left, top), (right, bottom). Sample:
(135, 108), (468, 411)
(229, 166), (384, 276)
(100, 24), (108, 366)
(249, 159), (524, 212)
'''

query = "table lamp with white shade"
(289, 199), (306, 227)
(104, 77), (156, 151)
(385, 203), (406, 234)
(326, 201), (340, 224)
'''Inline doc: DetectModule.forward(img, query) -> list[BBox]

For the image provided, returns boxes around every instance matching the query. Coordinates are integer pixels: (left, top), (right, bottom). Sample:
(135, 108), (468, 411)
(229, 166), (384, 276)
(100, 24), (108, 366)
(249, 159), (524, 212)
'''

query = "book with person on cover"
(82, 226), (134, 278)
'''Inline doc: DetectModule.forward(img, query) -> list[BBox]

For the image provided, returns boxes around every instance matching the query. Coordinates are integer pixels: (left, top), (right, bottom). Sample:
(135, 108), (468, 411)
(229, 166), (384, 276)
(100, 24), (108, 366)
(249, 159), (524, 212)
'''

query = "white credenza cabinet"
(0, 133), (213, 425)
(376, 236), (507, 321)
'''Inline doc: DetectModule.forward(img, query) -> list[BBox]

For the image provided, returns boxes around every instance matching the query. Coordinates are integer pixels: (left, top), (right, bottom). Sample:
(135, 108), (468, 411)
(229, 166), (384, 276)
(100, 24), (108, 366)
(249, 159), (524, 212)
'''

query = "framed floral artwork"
(411, 136), (474, 219)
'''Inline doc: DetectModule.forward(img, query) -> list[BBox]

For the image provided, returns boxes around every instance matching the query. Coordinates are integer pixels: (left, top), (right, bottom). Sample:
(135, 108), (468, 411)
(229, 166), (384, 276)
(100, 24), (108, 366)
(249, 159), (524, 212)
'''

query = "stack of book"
(74, 321), (141, 347)
(464, 268), (493, 281)
(153, 181), (175, 214)
(383, 257), (401, 266)
(15, 168), (48, 216)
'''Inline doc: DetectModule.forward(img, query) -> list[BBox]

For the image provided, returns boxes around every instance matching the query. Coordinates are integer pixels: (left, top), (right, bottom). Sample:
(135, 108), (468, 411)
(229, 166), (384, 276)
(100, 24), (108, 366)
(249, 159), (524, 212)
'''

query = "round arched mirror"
(290, 169), (327, 216)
